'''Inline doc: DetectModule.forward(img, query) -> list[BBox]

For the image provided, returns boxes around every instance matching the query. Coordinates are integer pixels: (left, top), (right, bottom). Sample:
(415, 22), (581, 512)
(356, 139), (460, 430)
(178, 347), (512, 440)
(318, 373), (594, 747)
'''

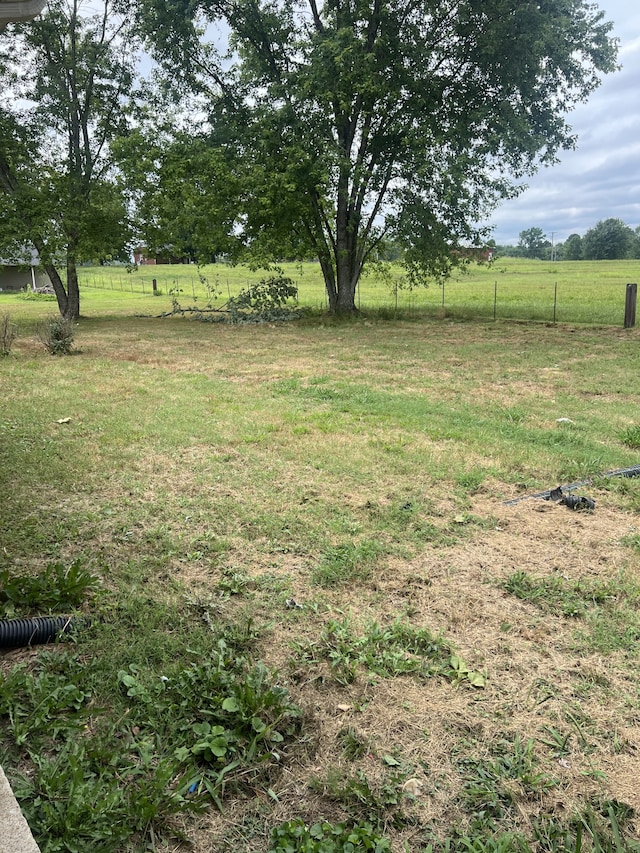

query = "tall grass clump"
(620, 425), (640, 449)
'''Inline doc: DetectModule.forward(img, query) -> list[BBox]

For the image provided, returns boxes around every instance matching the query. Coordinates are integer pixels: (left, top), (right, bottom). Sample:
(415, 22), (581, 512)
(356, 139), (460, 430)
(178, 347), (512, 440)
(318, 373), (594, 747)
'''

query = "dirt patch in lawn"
(182, 486), (640, 850)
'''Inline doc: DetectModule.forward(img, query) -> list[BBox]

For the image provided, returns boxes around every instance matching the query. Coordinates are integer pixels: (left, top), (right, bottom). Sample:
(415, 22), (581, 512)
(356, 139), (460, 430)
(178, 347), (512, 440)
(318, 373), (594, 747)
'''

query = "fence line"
(77, 272), (638, 328)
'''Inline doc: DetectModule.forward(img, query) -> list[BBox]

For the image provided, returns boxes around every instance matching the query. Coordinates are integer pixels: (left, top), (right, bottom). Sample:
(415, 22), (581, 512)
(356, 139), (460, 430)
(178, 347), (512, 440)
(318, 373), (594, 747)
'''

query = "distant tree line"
(498, 220), (640, 261)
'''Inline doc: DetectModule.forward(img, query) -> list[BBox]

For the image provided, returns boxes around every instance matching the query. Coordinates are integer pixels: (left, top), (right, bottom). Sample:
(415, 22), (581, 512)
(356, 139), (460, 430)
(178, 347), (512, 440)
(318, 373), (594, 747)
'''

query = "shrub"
(36, 315), (75, 355)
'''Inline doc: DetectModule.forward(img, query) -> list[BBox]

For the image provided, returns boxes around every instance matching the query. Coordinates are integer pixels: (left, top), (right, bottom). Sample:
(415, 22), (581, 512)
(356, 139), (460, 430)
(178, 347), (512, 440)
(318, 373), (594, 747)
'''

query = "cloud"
(487, 1), (640, 244)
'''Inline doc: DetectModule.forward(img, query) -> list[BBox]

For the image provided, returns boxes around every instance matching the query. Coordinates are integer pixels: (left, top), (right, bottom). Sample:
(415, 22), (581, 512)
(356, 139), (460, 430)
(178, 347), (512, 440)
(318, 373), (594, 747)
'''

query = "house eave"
(0, 1), (46, 32)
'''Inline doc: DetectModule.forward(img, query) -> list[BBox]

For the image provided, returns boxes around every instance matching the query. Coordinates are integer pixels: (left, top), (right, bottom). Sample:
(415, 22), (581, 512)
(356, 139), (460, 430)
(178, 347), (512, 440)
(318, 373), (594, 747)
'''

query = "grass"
(1, 273), (640, 851)
(5, 256), (640, 325)
(84, 255), (640, 323)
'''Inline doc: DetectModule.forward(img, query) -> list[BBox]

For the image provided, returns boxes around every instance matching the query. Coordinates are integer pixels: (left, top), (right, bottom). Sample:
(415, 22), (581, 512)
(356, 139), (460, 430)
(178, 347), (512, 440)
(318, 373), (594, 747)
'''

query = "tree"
(563, 233), (583, 260)
(518, 228), (547, 259)
(0, 0), (137, 319)
(115, 128), (242, 265)
(138, 0), (617, 313)
(582, 218), (634, 260)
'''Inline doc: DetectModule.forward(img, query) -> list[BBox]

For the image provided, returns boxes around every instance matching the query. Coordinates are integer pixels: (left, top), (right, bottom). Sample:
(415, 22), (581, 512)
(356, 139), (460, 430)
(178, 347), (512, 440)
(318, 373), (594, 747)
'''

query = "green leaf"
(251, 716), (267, 733)
(467, 671), (487, 688)
(449, 654), (466, 673)
(222, 696), (239, 712)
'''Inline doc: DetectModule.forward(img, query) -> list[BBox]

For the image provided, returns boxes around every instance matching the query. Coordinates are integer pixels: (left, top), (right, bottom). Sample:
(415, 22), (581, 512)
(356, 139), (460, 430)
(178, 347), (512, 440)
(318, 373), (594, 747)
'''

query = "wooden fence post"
(624, 283), (637, 328)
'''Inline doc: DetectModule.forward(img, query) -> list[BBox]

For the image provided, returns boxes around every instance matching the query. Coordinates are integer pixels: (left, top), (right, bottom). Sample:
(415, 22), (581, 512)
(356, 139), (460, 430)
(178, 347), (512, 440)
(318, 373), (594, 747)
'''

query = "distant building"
(453, 246), (495, 263)
(0, 247), (53, 291)
(133, 247), (156, 266)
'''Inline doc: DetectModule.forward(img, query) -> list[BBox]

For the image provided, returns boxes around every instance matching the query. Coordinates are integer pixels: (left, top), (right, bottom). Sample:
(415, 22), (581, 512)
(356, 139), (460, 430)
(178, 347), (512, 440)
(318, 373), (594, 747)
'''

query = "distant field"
(1, 257), (639, 328)
(70, 257), (640, 325)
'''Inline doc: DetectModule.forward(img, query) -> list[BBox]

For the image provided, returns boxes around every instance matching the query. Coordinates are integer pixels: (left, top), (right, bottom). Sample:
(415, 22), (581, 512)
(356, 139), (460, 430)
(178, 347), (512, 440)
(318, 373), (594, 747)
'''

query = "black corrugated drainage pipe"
(0, 615), (83, 649)
(504, 463), (640, 506)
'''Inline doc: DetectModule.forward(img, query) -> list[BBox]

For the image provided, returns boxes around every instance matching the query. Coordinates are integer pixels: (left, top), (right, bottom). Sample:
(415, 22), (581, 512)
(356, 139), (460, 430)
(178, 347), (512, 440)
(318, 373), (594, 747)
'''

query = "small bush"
(1, 313), (17, 355)
(17, 290), (56, 302)
(36, 315), (75, 355)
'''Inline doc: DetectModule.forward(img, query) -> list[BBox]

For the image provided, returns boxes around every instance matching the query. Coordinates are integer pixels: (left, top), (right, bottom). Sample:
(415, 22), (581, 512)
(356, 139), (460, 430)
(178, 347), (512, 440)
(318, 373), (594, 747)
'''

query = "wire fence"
(78, 269), (639, 328)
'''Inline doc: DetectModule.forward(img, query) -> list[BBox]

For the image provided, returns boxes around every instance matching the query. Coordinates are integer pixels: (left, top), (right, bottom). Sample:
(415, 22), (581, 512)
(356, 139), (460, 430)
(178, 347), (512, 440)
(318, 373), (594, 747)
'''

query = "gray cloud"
(487, 1), (640, 245)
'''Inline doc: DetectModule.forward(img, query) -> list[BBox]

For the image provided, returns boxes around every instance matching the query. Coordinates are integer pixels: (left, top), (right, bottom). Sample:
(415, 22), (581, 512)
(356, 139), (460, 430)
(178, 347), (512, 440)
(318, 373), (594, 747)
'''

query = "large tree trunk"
(335, 263), (357, 313)
(309, 153), (363, 313)
(44, 262), (70, 317)
(44, 260), (79, 321)
(329, 180), (359, 313)
(319, 252), (358, 313)
(32, 237), (80, 320)
(64, 250), (81, 320)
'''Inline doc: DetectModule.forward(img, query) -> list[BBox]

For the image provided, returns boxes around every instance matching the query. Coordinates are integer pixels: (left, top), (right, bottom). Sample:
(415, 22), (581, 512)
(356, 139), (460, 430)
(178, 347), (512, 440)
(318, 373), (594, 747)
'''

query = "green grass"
(1, 276), (640, 851)
(81, 256), (640, 323)
(4, 256), (639, 325)
(501, 570), (640, 653)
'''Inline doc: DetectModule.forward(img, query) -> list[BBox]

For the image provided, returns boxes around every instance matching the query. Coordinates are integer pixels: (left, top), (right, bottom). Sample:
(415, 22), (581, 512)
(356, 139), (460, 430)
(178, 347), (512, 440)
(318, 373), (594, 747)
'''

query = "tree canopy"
(0, 0), (137, 319)
(518, 228), (548, 259)
(136, 0), (618, 312)
(0, 0), (621, 316)
(563, 233), (583, 260)
(582, 217), (636, 260)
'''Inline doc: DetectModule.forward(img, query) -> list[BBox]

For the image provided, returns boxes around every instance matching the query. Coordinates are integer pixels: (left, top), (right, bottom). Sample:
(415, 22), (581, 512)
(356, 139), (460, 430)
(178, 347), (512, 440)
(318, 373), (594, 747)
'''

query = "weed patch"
(312, 540), (383, 587)
(0, 598), (301, 850)
(0, 560), (99, 617)
(295, 618), (486, 687)
(620, 425), (640, 449)
(268, 819), (391, 852)
(458, 735), (557, 823)
(501, 570), (617, 618)
(501, 570), (640, 652)
(308, 764), (413, 827)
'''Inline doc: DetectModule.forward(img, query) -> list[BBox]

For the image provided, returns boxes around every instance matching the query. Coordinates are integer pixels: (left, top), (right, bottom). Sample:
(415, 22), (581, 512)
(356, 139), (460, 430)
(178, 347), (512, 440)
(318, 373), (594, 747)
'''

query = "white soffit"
(0, 1), (46, 30)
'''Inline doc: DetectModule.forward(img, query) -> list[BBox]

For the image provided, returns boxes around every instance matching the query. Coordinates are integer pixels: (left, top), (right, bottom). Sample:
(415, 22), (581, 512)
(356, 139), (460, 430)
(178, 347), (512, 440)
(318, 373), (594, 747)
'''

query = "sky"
(486, 1), (640, 246)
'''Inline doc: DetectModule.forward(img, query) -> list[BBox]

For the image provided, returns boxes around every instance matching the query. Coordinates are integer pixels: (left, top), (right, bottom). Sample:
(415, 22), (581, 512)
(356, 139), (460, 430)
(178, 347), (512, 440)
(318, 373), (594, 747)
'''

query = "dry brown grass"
(2, 310), (640, 850)
(175, 491), (640, 851)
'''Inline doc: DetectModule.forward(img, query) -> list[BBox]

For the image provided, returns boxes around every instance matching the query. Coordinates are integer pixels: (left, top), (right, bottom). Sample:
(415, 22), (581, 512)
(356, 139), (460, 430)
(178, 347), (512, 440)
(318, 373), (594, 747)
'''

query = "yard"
(1, 280), (640, 851)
